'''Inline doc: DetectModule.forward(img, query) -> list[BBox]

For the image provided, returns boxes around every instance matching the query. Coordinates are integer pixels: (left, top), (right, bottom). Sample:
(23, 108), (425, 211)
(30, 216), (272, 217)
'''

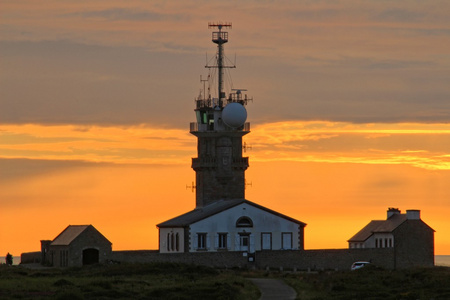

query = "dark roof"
(157, 199), (306, 228)
(51, 225), (111, 246)
(348, 214), (407, 242)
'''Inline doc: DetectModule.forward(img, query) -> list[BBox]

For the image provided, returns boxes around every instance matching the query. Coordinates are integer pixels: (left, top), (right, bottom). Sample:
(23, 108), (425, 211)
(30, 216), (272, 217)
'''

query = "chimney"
(387, 207), (401, 219)
(406, 209), (421, 220)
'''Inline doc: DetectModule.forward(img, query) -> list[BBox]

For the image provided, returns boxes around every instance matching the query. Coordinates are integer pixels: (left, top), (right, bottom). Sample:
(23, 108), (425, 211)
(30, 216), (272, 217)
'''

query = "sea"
(1, 255), (450, 267)
(435, 255), (450, 267)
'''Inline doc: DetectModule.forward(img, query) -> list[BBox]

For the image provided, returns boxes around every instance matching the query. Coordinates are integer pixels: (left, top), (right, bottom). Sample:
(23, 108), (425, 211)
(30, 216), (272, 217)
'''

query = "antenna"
(228, 88), (253, 105)
(206, 22), (234, 107)
(243, 141), (253, 153)
(186, 181), (196, 193)
(245, 179), (252, 190)
(200, 75), (209, 100)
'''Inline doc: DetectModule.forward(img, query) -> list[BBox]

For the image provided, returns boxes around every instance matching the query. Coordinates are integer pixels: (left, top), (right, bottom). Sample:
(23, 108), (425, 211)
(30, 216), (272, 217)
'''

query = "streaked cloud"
(2, 121), (450, 170)
(0, 124), (195, 164)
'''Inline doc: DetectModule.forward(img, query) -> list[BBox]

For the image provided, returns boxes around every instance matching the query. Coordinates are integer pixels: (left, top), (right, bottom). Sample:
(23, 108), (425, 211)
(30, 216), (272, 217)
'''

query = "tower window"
(236, 216), (253, 227)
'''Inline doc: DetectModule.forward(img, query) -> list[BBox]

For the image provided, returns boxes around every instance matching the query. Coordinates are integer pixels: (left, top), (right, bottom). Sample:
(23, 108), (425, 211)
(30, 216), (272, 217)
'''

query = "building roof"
(51, 224), (111, 246)
(157, 199), (306, 228)
(348, 213), (408, 242)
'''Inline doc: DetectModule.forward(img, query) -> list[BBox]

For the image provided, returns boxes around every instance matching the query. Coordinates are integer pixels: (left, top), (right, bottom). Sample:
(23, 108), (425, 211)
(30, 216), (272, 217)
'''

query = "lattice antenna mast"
(207, 22), (233, 107)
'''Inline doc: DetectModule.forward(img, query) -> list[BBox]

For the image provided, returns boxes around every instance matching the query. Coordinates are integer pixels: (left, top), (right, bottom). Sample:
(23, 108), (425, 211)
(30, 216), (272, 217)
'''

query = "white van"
(351, 261), (371, 270)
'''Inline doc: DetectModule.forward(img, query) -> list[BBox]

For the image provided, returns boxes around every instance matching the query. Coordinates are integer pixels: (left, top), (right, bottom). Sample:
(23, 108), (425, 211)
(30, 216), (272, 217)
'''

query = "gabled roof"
(51, 225), (111, 246)
(348, 214), (407, 242)
(157, 199), (306, 228)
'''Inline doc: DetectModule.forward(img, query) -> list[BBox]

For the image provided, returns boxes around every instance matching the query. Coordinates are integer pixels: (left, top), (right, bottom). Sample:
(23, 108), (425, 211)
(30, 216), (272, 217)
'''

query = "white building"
(158, 199), (305, 253)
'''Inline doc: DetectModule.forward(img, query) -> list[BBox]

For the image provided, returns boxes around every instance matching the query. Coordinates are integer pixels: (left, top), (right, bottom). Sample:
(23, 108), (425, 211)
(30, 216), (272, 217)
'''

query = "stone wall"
(256, 249), (395, 270)
(23, 247), (430, 270)
(110, 248), (397, 271)
(20, 251), (41, 264)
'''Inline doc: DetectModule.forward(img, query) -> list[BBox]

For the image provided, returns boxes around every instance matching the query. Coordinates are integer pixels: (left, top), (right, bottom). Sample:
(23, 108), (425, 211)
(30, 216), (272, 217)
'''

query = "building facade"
(158, 199), (305, 253)
(348, 208), (435, 268)
(41, 225), (112, 267)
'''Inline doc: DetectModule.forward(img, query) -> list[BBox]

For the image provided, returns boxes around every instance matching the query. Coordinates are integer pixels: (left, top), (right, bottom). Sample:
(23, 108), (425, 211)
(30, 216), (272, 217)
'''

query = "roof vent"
(387, 207), (401, 219)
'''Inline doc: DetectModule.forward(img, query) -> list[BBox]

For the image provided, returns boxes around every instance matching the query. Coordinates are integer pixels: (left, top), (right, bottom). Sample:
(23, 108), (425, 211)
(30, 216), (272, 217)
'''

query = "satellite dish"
(222, 102), (247, 128)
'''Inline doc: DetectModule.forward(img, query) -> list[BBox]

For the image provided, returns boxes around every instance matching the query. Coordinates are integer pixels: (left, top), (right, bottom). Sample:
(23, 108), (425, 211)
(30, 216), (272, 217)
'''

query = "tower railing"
(192, 157), (217, 169)
(190, 122), (250, 133)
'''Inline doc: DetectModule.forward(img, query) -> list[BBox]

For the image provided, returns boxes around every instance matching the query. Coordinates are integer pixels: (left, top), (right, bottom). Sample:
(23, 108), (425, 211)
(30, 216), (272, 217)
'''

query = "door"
(82, 248), (99, 265)
(239, 234), (249, 252)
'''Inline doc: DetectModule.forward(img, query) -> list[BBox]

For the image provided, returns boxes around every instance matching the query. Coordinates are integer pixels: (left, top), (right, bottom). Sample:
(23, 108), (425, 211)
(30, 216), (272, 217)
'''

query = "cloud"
(4, 121), (450, 171)
(1, 1), (450, 126)
(0, 40), (202, 127)
(374, 8), (426, 23)
(247, 121), (450, 170)
(66, 8), (176, 22)
(0, 124), (195, 164)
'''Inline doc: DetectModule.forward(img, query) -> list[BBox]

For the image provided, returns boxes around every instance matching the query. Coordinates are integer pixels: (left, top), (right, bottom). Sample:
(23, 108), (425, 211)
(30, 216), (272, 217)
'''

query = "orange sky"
(1, 1), (450, 256)
(1, 122), (450, 255)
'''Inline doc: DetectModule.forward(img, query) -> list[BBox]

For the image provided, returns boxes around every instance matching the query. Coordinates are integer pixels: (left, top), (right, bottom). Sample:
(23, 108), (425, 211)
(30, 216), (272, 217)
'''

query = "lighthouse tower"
(190, 23), (251, 208)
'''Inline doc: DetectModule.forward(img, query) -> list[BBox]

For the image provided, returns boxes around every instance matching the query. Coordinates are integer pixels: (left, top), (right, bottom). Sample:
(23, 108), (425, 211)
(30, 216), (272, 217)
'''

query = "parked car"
(351, 261), (371, 270)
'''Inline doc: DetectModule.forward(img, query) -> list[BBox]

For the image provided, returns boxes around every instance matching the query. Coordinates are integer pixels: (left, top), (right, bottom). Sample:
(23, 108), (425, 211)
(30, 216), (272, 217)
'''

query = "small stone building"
(41, 225), (112, 267)
(348, 208), (435, 268)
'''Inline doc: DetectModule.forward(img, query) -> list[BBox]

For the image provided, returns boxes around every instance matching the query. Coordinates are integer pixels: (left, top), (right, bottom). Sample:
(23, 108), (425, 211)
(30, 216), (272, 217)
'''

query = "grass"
(0, 263), (260, 299)
(2, 263), (449, 299)
(277, 265), (450, 300)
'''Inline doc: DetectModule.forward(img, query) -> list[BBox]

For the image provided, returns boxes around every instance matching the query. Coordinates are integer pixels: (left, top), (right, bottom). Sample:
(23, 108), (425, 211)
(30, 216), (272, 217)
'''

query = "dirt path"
(249, 278), (297, 300)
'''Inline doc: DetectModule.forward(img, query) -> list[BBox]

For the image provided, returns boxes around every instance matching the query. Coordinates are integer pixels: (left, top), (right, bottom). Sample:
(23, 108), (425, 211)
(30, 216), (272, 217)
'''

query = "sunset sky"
(1, 1), (450, 256)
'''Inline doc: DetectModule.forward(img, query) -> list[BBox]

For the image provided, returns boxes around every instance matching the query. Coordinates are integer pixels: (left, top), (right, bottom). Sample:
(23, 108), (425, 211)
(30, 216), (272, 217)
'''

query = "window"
(218, 233), (228, 249)
(261, 233), (272, 250)
(60, 250), (68, 267)
(167, 233), (170, 251)
(282, 232), (293, 250)
(236, 216), (253, 227)
(171, 233), (175, 250)
(167, 232), (180, 252)
(197, 233), (207, 250)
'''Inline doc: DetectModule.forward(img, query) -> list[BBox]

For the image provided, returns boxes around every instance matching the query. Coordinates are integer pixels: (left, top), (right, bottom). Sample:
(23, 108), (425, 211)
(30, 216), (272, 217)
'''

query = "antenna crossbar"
(208, 22), (232, 29)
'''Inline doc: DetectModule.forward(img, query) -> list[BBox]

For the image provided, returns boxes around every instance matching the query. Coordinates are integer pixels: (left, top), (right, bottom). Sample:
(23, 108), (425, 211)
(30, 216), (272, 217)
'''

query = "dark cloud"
(374, 9), (426, 23)
(0, 157), (180, 184)
(0, 158), (106, 183)
(65, 8), (189, 22)
(0, 40), (202, 127)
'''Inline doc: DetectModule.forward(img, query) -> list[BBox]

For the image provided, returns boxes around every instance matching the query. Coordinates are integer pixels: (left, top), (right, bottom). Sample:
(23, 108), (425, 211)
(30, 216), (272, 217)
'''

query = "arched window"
(236, 216), (253, 228)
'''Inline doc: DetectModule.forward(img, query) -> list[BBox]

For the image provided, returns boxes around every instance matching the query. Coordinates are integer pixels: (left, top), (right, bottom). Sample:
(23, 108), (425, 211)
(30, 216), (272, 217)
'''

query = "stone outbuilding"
(41, 225), (112, 267)
(348, 208), (435, 268)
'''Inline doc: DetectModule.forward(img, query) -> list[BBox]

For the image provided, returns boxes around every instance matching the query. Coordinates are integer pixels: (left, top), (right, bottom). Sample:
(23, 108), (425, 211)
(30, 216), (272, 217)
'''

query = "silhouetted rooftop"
(348, 214), (408, 242)
(157, 199), (306, 228)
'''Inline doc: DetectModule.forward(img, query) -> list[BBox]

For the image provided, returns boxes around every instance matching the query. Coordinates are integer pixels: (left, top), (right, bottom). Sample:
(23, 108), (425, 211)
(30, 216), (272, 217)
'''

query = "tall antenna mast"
(208, 22), (233, 107)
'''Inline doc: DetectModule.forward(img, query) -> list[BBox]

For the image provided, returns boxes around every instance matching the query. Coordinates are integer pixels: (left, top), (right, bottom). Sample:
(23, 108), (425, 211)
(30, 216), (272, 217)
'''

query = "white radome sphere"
(222, 102), (247, 128)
